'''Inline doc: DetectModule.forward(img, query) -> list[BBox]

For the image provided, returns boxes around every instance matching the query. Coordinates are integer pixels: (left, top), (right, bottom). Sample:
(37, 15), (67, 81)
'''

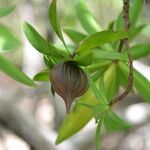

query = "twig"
(109, 0), (133, 106)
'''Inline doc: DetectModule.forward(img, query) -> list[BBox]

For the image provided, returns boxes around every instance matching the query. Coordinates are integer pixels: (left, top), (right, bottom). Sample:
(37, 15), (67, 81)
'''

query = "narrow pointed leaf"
(0, 5), (15, 17)
(74, 0), (101, 34)
(130, 0), (144, 26)
(43, 55), (54, 69)
(86, 70), (106, 104)
(118, 62), (150, 102)
(107, 21), (115, 31)
(130, 24), (146, 39)
(77, 30), (128, 53)
(131, 44), (150, 59)
(77, 102), (93, 109)
(24, 22), (63, 58)
(88, 61), (111, 73)
(74, 50), (93, 66)
(0, 54), (37, 87)
(104, 111), (132, 132)
(99, 75), (108, 104)
(95, 120), (102, 150)
(49, 0), (67, 48)
(104, 64), (119, 101)
(0, 24), (20, 52)
(118, 67), (128, 87)
(64, 28), (87, 44)
(93, 104), (109, 121)
(94, 50), (128, 61)
(33, 70), (49, 82)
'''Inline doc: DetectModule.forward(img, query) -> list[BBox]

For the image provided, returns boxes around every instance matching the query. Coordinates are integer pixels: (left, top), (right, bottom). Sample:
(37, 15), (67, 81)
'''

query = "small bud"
(50, 61), (88, 113)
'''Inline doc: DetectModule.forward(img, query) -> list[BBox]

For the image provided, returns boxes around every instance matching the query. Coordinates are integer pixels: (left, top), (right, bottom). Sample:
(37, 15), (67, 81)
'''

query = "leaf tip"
(55, 136), (62, 145)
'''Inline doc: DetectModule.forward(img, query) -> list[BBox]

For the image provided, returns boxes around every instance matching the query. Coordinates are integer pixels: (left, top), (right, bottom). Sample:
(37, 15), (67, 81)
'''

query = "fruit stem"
(64, 95), (74, 114)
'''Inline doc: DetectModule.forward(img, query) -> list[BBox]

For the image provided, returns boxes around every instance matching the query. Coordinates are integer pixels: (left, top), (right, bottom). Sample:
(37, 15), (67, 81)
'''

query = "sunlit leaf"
(0, 54), (37, 87)
(95, 120), (102, 150)
(77, 30), (128, 53)
(104, 111), (132, 132)
(93, 50), (128, 61)
(77, 102), (93, 109)
(33, 70), (49, 82)
(86, 70), (106, 104)
(93, 104), (109, 121)
(119, 62), (150, 103)
(24, 22), (63, 58)
(99, 75), (108, 104)
(74, 50), (93, 66)
(130, 24), (146, 39)
(118, 67), (128, 87)
(131, 44), (150, 59)
(64, 28), (87, 44)
(0, 5), (15, 17)
(43, 55), (54, 69)
(130, 0), (144, 26)
(74, 0), (101, 34)
(88, 61), (111, 73)
(0, 24), (20, 52)
(107, 21), (115, 31)
(104, 64), (119, 101)
(49, 0), (67, 49)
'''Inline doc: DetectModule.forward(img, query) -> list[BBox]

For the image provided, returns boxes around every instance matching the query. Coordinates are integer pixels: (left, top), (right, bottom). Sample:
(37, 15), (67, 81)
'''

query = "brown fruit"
(50, 61), (88, 114)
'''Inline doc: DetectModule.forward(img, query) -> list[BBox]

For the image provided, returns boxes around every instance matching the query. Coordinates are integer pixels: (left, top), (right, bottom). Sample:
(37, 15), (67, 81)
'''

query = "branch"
(109, 0), (133, 106)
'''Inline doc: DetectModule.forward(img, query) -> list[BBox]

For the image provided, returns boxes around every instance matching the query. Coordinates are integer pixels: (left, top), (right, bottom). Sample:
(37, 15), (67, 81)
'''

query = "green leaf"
(43, 55), (54, 69)
(56, 64), (116, 144)
(116, 0), (144, 29)
(104, 111), (132, 132)
(0, 54), (37, 87)
(118, 62), (150, 103)
(95, 120), (102, 150)
(86, 70), (106, 104)
(33, 70), (49, 82)
(49, 0), (67, 49)
(107, 21), (115, 31)
(0, 5), (15, 17)
(118, 67), (128, 87)
(130, 24), (146, 40)
(104, 64), (119, 101)
(130, 0), (144, 26)
(23, 22), (63, 58)
(99, 75), (108, 104)
(93, 104), (109, 121)
(0, 24), (20, 52)
(131, 44), (150, 59)
(88, 61), (111, 73)
(93, 50), (128, 61)
(74, 0), (101, 34)
(64, 28), (87, 44)
(77, 102), (93, 109)
(77, 30), (128, 53)
(92, 70), (107, 81)
(74, 50), (93, 66)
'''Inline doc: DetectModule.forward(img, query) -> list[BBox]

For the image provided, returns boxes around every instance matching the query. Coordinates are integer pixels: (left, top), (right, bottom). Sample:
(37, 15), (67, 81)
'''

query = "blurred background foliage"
(0, 0), (150, 150)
